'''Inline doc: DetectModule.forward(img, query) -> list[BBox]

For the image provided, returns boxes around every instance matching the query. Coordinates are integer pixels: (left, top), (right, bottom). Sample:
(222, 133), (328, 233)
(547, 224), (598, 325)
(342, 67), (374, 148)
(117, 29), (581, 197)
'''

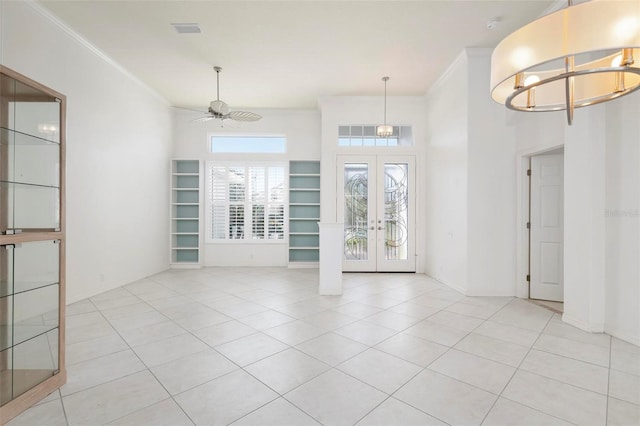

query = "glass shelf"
(0, 328), (59, 406)
(0, 181), (60, 232)
(0, 283), (59, 352)
(0, 74), (61, 144)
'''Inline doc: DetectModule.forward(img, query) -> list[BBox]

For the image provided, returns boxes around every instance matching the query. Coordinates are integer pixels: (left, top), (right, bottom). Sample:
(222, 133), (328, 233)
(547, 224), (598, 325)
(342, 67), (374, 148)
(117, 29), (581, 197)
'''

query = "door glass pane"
(344, 163), (368, 260)
(384, 163), (409, 260)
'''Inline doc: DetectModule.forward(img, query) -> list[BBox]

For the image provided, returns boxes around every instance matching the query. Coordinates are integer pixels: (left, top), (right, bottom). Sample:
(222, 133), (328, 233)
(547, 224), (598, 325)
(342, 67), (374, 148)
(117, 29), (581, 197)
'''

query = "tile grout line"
(477, 297), (552, 425)
(87, 291), (200, 426)
(478, 305), (579, 426)
(605, 334), (612, 426)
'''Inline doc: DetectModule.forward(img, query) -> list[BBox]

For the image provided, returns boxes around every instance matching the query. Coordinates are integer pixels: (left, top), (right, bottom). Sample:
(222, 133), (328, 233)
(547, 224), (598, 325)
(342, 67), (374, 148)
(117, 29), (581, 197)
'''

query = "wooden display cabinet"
(0, 66), (66, 425)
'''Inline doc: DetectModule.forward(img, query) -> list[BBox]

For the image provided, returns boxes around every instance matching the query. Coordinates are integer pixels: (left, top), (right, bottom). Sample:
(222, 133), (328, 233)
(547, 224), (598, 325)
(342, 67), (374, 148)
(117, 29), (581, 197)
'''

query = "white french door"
(337, 155), (415, 272)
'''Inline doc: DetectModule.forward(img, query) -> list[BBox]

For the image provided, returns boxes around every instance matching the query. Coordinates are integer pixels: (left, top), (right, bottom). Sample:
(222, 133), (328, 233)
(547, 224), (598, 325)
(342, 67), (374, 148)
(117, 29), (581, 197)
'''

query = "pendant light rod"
(382, 76), (389, 125)
(214, 66), (222, 101)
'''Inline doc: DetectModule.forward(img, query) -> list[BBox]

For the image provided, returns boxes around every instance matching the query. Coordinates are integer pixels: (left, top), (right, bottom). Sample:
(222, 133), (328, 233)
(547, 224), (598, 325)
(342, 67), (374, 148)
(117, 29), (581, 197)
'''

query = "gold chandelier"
(490, 0), (640, 125)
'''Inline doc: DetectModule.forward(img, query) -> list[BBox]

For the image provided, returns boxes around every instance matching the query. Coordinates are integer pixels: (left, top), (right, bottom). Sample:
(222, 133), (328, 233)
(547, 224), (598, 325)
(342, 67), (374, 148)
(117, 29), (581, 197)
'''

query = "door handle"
(378, 226), (383, 230)
(369, 226), (375, 230)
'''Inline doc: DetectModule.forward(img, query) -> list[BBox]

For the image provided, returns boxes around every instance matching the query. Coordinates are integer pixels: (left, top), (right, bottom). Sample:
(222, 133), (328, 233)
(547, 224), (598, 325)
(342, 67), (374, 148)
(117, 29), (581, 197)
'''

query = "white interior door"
(530, 153), (564, 301)
(338, 155), (415, 272)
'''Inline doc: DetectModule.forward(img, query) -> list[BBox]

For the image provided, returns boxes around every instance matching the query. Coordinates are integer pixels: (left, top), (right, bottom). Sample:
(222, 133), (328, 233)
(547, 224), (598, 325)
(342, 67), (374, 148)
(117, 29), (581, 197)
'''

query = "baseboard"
(288, 262), (319, 269)
(562, 313), (605, 333)
(603, 325), (640, 346)
(170, 263), (202, 269)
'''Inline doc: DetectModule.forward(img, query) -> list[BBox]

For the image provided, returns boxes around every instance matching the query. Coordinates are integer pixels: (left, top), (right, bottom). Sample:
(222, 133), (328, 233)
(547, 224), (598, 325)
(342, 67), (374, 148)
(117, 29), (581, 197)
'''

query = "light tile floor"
(8, 268), (640, 426)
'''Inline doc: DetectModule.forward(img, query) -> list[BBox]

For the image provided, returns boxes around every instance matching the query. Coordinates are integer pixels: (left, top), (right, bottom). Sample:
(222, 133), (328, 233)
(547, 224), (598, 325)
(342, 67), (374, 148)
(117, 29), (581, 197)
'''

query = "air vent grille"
(171, 23), (201, 34)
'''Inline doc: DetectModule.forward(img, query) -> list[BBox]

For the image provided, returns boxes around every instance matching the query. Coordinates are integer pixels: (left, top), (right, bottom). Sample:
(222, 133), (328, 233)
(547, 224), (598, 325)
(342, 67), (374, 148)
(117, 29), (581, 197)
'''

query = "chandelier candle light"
(490, 0), (640, 125)
(377, 76), (393, 137)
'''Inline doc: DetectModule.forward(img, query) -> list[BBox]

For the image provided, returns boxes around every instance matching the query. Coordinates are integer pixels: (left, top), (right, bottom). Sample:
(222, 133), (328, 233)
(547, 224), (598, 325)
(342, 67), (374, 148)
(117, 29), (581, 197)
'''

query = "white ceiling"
(40, 0), (556, 110)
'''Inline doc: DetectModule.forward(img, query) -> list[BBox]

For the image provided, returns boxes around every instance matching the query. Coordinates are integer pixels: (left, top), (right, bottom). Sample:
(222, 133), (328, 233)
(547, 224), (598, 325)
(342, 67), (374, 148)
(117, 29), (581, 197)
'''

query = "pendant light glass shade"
(490, 0), (640, 125)
(376, 125), (393, 137)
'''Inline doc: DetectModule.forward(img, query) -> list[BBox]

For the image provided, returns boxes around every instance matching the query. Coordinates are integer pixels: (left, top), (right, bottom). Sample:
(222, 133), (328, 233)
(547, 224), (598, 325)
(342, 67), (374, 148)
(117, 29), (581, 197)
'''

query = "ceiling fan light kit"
(490, 0), (640, 125)
(193, 66), (262, 123)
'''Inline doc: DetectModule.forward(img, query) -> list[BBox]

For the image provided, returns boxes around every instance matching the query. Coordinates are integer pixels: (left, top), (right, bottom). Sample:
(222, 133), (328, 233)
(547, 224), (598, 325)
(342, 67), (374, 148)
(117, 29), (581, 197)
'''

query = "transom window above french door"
(338, 125), (413, 147)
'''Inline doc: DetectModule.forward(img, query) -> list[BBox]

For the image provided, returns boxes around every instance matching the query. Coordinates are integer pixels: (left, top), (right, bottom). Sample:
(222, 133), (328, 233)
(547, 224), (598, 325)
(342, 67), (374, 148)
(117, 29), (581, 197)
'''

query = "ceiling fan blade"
(220, 117), (240, 128)
(227, 110), (262, 122)
(192, 115), (214, 123)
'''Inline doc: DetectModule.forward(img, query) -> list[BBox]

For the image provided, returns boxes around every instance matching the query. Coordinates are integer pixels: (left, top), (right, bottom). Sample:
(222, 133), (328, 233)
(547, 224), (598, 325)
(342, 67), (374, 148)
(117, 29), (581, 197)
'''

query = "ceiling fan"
(192, 66), (262, 123)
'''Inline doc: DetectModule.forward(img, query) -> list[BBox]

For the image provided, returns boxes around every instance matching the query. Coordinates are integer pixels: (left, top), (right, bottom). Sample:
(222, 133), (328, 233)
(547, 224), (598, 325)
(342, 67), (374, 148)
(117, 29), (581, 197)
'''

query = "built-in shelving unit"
(289, 161), (320, 267)
(170, 160), (201, 268)
(0, 66), (66, 425)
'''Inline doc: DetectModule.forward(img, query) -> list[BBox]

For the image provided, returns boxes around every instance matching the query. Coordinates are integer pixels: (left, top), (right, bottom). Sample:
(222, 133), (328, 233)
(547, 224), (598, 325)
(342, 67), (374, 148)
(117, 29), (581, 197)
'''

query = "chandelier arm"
(505, 66), (640, 112)
(565, 56), (575, 125)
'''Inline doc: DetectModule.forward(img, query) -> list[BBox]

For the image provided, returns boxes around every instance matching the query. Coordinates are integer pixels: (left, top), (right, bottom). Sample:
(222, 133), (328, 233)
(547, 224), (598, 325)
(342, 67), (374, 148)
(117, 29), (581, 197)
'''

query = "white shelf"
(171, 160), (201, 267)
(289, 161), (320, 265)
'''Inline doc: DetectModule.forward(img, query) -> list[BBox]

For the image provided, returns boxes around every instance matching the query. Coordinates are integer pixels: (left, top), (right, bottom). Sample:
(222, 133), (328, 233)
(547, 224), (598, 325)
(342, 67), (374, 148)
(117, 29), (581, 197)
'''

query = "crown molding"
(425, 49), (468, 98)
(24, 0), (169, 105)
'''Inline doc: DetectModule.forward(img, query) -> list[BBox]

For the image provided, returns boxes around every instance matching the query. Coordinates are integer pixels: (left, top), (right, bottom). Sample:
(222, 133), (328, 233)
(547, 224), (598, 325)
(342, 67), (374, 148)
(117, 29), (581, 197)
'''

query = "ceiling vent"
(171, 23), (201, 34)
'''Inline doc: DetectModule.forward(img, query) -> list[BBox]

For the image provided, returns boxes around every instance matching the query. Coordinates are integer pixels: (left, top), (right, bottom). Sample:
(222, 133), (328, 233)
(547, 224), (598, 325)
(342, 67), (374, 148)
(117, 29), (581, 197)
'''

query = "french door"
(337, 155), (415, 272)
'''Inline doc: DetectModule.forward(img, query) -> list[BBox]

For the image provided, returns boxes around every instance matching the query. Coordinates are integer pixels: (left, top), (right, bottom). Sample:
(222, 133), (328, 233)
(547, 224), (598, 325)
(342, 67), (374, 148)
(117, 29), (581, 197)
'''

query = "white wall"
(318, 96), (429, 273)
(1, 1), (172, 303)
(424, 52), (469, 291)
(563, 105), (608, 332)
(466, 49), (517, 296)
(425, 49), (517, 296)
(172, 107), (320, 267)
(604, 95), (640, 344)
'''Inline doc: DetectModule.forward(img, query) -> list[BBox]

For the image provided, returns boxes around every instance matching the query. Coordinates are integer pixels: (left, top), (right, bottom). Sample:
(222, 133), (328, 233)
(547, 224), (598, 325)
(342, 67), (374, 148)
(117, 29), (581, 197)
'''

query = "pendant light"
(490, 0), (640, 125)
(377, 76), (393, 137)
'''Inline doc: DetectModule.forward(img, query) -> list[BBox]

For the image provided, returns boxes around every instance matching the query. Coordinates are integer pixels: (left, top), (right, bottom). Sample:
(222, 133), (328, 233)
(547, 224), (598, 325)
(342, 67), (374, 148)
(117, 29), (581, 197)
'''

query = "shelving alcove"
(170, 160), (201, 268)
(0, 66), (66, 425)
(288, 161), (320, 267)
